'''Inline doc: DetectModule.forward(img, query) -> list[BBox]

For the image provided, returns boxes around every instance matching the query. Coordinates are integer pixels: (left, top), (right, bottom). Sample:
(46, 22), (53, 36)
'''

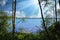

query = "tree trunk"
(38, 0), (50, 40)
(12, 0), (16, 39)
(55, 0), (57, 22)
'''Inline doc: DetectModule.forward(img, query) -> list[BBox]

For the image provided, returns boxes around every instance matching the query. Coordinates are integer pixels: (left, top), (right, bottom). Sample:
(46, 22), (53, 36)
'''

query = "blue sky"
(0, 0), (42, 18)
(0, 0), (57, 18)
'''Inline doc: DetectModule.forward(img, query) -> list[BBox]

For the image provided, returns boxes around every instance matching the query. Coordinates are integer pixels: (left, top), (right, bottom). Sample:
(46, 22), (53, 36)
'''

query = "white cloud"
(5, 10), (42, 18)
(29, 15), (39, 18)
(0, 0), (7, 6)
(57, 3), (59, 9)
(16, 11), (26, 18)
(37, 10), (41, 18)
(46, 10), (54, 17)
(29, 10), (41, 18)
(29, 13), (41, 18)
(5, 11), (26, 18)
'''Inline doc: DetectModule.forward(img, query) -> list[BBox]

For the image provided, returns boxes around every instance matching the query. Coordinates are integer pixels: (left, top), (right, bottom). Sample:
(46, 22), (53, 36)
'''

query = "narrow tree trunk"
(55, 0), (57, 22)
(12, 0), (16, 39)
(38, 0), (50, 40)
(55, 0), (59, 40)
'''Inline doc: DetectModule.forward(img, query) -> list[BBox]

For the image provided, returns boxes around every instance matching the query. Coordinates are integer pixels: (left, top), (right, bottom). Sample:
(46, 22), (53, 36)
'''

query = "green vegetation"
(0, 21), (60, 40)
(0, 11), (10, 33)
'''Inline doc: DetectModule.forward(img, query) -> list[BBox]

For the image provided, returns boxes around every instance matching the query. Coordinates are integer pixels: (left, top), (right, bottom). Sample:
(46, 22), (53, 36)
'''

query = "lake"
(8, 18), (42, 33)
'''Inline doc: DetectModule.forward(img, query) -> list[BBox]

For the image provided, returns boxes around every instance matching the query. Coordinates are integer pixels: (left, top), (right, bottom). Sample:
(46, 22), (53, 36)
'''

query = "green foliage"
(0, 11), (10, 33)
(18, 34), (25, 39)
(0, 21), (60, 40)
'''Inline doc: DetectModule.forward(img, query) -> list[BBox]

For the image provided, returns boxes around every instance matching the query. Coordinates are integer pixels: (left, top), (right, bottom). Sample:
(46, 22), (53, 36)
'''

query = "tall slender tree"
(12, 0), (16, 39)
(38, 0), (50, 40)
(55, 0), (57, 22)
